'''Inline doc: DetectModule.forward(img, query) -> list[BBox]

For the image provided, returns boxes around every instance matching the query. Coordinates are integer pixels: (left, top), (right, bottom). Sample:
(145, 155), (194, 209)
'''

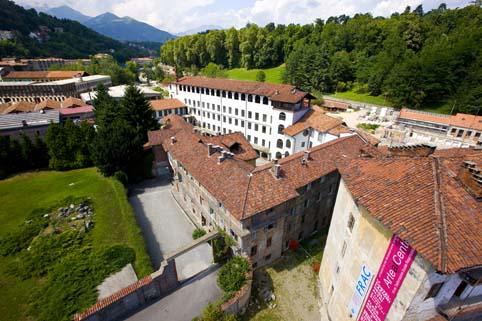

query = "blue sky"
(15, 0), (470, 33)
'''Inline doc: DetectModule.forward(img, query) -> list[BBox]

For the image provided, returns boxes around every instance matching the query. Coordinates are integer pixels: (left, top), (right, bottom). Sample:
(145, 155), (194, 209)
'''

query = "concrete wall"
(74, 260), (179, 321)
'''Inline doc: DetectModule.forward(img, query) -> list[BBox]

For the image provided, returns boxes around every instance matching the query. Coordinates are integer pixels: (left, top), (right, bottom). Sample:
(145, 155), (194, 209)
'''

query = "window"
(475, 132), (481, 138)
(229, 118), (232, 124)
(241, 110), (245, 117)
(255, 113), (259, 120)
(265, 254), (272, 261)
(247, 135), (251, 142)
(262, 126), (266, 133)
(304, 199), (309, 208)
(263, 97), (269, 104)
(254, 137), (258, 144)
(216, 90), (220, 97)
(467, 131), (473, 137)
(229, 107), (232, 114)
(248, 94), (253, 102)
(241, 93), (246, 101)
(223, 106), (226, 112)
(284, 151), (289, 157)
(279, 112), (286, 121)
(235, 108), (238, 115)
(457, 130), (464, 138)
(251, 245), (257, 256)
(228, 92), (232, 99)
(241, 120), (244, 127)
(277, 139), (283, 148)
(425, 283), (444, 300)
(267, 237), (272, 248)
(301, 214), (305, 223)
(262, 139), (265, 147)
(278, 124), (285, 134)
(222, 91), (226, 98)
(217, 105), (220, 111)
(263, 114), (267, 122)
(248, 111), (252, 119)
(255, 124), (259, 131)
(234, 92), (239, 100)
(341, 241), (347, 257)
(286, 140), (291, 148)
(303, 129), (310, 137)
(301, 142), (305, 148)
(255, 95), (260, 103)
(347, 213), (355, 232)
(276, 152), (282, 159)
(235, 119), (238, 126)
(454, 281), (468, 297)
(248, 122), (252, 129)
(201, 88), (204, 94)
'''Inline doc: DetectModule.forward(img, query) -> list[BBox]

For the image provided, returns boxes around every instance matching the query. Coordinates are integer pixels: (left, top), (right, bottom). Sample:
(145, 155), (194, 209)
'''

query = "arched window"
(216, 90), (221, 97)
(248, 94), (253, 102)
(303, 129), (310, 137)
(276, 139), (283, 149)
(241, 93), (246, 101)
(279, 112), (286, 121)
(255, 95), (260, 103)
(263, 97), (269, 104)
(234, 93), (239, 100)
(284, 151), (289, 157)
(275, 152), (282, 159)
(286, 140), (291, 148)
(278, 124), (285, 134)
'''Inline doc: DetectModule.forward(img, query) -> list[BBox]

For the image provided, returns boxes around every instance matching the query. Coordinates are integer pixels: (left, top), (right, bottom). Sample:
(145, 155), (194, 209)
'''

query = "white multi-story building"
(168, 76), (324, 159)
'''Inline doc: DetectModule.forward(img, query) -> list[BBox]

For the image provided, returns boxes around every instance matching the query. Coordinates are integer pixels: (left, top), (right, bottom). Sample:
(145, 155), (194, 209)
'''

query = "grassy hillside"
(226, 64), (285, 84)
(0, 168), (152, 321)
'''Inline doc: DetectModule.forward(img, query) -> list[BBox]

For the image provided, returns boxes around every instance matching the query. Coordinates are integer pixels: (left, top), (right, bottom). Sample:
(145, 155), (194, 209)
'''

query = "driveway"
(123, 265), (222, 321)
(129, 177), (213, 280)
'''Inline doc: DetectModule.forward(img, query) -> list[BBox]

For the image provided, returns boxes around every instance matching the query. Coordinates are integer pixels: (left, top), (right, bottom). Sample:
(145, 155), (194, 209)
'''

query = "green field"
(0, 168), (152, 321)
(327, 90), (394, 107)
(226, 64), (286, 84)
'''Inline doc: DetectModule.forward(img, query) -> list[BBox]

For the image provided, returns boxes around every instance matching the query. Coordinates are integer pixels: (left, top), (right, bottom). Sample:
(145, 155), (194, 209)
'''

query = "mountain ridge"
(42, 5), (175, 43)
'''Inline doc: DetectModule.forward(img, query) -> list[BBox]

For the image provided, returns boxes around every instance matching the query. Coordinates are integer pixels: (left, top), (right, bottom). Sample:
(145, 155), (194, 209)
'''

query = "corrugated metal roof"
(0, 110), (59, 130)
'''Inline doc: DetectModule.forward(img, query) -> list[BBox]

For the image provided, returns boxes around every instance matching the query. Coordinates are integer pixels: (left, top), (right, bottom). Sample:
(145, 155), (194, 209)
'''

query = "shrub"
(114, 170), (128, 186)
(256, 70), (266, 82)
(194, 302), (238, 321)
(192, 228), (206, 240)
(217, 256), (249, 295)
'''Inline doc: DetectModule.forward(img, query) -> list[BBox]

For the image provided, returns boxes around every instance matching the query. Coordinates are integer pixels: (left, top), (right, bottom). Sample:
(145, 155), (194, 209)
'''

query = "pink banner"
(358, 235), (416, 321)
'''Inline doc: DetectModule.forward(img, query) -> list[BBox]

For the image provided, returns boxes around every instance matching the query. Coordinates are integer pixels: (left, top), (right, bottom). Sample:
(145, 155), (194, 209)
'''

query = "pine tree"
(92, 84), (118, 126)
(119, 85), (158, 142)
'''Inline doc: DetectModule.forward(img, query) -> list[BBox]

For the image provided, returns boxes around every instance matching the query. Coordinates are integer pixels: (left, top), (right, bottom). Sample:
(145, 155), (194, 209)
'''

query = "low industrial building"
(0, 75), (111, 104)
(146, 114), (379, 268)
(319, 146), (482, 321)
(80, 85), (161, 104)
(381, 108), (482, 149)
(0, 109), (59, 137)
(1, 70), (88, 82)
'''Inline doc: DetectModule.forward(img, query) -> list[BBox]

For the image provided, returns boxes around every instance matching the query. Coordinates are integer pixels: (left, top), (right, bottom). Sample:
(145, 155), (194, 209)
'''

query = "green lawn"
(0, 168), (152, 321)
(226, 64), (285, 84)
(327, 90), (394, 107)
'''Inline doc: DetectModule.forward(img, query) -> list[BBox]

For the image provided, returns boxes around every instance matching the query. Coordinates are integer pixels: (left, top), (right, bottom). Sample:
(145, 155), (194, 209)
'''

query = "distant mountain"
(45, 5), (92, 23)
(0, 0), (148, 61)
(176, 25), (223, 36)
(84, 12), (175, 43)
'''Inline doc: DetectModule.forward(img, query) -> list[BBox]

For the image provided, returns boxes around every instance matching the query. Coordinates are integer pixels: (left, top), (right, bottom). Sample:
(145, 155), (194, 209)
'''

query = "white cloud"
(14, 0), (471, 33)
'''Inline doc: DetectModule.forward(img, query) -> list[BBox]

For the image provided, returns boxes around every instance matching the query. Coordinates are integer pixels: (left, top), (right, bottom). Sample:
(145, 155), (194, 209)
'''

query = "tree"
(92, 118), (143, 177)
(120, 85), (158, 142)
(92, 84), (118, 126)
(201, 63), (227, 78)
(256, 70), (266, 82)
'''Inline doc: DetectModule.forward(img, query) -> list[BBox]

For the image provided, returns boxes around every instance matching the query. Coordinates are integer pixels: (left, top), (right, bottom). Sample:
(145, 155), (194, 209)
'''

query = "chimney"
(170, 136), (176, 145)
(303, 150), (310, 161)
(207, 143), (214, 157)
(274, 164), (281, 179)
(275, 90), (279, 95)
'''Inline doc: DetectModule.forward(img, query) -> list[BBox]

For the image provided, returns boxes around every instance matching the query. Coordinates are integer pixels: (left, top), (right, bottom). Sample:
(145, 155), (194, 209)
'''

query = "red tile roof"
(61, 97), (85, 108)
(283, 106), (347, 136)
(322, 99), (350, 110)
(59, 105), (93, 115)
(148, 115), (376, 221)
(150, 98), (186, 111)
(340, 149), (482, 273)
(175, 76), (312, 104)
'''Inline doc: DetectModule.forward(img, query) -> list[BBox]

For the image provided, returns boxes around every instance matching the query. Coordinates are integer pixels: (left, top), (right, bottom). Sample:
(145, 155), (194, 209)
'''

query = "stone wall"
(221, 266), (253, 315)
(73, 260), (179, 321)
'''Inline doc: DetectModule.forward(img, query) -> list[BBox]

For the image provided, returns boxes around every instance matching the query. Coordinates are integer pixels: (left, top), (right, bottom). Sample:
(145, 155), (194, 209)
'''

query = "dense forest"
(0, 0), (147, 62)
(161, 4), (482, 114)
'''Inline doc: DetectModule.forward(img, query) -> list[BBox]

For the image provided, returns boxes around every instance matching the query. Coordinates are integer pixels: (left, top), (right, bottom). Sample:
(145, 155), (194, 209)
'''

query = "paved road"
(129, 177), (213, 280)
(123, 265), (222, 321)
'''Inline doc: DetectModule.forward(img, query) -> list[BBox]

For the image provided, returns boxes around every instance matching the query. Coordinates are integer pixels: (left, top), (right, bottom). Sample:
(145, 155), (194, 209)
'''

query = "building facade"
(168, 76), (319, 159)
(319, 148), (482, 321)
(147, 115), (377, 268)
(150, 98), (188, 121)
